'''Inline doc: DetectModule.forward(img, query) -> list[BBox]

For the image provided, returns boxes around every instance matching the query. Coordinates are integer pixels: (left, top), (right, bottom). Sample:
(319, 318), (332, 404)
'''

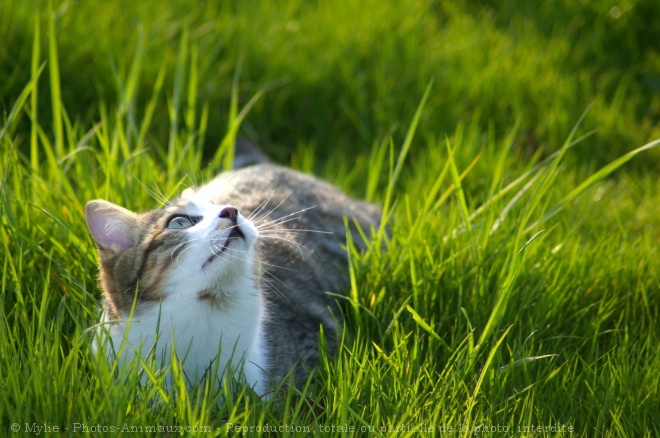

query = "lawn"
(1, 0), (659, 436)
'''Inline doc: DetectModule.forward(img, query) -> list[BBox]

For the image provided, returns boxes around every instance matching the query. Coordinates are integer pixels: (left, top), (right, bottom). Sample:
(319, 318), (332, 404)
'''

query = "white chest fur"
(100, 277), (268, 395)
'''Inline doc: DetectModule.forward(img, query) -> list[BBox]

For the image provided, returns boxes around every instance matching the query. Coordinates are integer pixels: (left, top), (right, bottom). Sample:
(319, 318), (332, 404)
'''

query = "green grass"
(1, 0), (660, 436)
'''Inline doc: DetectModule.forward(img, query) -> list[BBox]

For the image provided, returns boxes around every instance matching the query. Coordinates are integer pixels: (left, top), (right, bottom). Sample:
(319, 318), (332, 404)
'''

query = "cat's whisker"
(285, 231), (334, 238)
(215, 244), (253, 262)
(258, 226), (332, 236)
(209, 244), (223, 257)
(258, 234), (315, 260)
(182, 172), (198, 194)
(255, 216), (302, 231)
(135, 176), (174, 208)
(210, 235), (248, 246)
(155, 186), (175, 208)
(259, 272), (290, 303)
(209, 236), (299, 270)
(246, 186), (279, 222)
(225, 224), (246, 234)
(170, 236), (206, 261)
(209, 244), (252, 266)
(212, 247), (243, 268)
(249, 187), (292, 223)
(263, 235), (325, 263)
(250, 188), (294, 224)
(170, 237), (209, 263)
(255, 205), (318, 229)
(247, 199), (272, 223)
(174, 242), (202, 265)
(252, 254), (298, 272)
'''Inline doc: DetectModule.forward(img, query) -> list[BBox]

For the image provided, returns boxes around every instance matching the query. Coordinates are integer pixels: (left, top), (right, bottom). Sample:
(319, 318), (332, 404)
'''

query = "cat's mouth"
(228, 226), (245, 241)
(220, 226), (245, 252)
(202, 226), (246, 269)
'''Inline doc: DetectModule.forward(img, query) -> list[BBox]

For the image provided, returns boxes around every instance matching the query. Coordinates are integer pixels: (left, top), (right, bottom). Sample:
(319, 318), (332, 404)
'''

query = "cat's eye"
(167, 215), (200, 230)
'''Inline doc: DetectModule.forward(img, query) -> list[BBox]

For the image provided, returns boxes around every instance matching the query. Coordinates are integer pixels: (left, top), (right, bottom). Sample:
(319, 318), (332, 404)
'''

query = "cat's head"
(85, 195), (259, 318)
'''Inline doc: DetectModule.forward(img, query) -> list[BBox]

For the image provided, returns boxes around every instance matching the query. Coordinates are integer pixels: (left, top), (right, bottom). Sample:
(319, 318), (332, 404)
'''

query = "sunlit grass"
(1, 0), (659, 436)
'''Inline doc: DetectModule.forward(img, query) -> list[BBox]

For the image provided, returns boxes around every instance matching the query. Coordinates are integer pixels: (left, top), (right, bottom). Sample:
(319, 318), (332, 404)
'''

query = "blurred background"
(1, 0), (658, 169)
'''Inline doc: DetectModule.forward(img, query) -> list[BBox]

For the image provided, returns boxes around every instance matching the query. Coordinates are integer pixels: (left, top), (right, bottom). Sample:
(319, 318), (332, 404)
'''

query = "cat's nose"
(219, 206), (239, 223)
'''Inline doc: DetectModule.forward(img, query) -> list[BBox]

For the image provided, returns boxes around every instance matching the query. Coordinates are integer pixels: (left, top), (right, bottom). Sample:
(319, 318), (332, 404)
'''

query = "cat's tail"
(233, 139), (269, 169)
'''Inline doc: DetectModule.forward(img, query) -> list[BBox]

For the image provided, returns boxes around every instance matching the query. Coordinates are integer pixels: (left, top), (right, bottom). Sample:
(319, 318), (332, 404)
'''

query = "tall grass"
(1, 0), (659, 436)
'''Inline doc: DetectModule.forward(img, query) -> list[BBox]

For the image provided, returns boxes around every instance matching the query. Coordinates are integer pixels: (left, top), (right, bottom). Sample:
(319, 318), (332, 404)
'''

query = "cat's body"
(86, 163), (380, 393)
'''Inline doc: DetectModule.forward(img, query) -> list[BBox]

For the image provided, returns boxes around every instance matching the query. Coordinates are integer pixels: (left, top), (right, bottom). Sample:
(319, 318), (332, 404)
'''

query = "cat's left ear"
(85, 200), (140, 252)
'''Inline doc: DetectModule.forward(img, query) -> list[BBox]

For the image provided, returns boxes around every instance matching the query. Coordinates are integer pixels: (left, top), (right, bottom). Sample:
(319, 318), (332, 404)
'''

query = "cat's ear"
(85, 200), (139, 252)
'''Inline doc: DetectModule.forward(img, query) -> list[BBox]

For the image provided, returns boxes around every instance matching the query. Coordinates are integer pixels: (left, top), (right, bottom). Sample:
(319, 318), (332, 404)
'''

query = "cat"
(85, 155), (380, 395)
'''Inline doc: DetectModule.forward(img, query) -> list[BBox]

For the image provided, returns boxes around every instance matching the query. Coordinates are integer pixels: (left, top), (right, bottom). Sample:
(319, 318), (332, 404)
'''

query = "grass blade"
(48, 1), (64, 157)
(382, 80), (433, 218)
(527, 138), (660, 232)
(30, 12), (41, 187)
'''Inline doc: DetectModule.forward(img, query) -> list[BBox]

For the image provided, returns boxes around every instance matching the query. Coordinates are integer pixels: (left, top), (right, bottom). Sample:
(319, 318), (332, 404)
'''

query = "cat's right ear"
(85, 200), (139, 252)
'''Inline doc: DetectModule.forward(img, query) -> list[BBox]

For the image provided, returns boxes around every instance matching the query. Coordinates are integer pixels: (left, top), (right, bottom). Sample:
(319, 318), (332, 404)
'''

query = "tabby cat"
(86, 159), (380, 394)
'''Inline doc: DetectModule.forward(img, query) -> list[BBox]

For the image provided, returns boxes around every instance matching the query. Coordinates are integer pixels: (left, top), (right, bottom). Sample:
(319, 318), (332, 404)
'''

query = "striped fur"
(86, 163), (380, 393)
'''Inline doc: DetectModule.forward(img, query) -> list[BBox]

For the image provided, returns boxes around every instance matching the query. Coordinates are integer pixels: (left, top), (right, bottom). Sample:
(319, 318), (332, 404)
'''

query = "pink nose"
(219, 207), (238, 222)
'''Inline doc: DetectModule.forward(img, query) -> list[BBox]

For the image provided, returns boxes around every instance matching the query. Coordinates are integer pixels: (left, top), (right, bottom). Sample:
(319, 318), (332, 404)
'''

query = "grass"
(1, 0), (660, 436)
